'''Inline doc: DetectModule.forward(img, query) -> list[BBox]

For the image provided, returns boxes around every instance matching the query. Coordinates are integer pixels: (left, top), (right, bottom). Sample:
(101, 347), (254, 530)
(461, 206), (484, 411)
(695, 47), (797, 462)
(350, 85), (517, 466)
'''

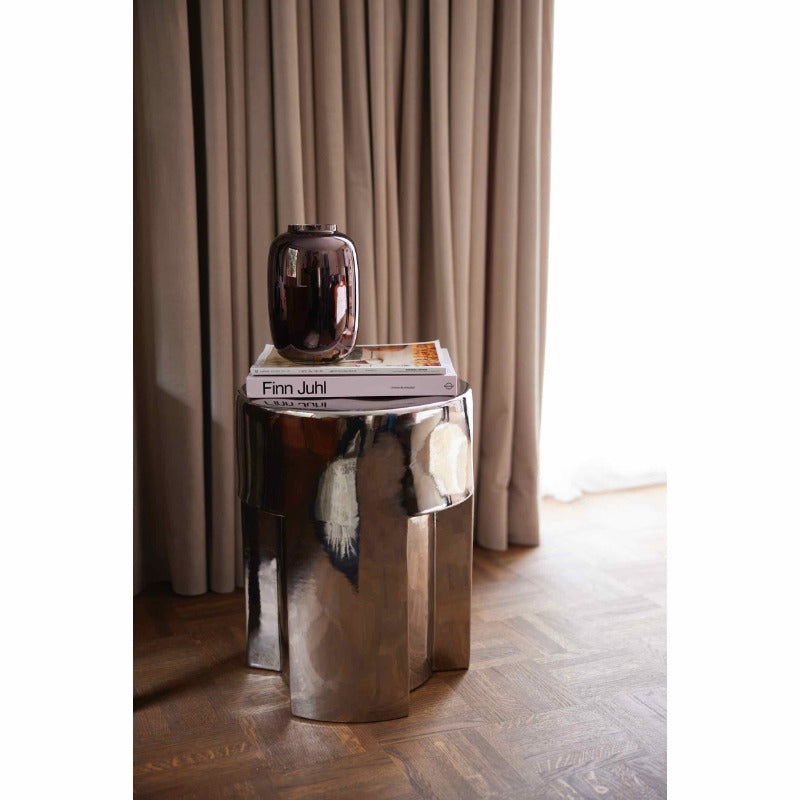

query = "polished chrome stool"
(235, 382), (474, 722)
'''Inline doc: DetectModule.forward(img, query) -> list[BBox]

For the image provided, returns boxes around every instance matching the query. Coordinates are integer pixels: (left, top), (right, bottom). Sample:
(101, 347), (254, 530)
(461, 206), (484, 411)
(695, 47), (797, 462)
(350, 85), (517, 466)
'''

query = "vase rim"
(288, 223), (337, 233)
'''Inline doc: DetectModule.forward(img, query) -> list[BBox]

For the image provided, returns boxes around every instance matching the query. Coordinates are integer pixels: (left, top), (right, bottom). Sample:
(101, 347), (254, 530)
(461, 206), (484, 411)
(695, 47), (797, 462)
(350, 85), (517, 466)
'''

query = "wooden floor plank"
(270, 750), (418, 800)
(385, 728), (531, 799)
(134, 485), (667, 799)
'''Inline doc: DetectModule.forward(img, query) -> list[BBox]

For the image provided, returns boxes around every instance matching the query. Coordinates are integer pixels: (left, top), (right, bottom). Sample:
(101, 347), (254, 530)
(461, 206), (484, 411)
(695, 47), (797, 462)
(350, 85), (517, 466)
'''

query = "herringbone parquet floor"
(134, 485), (666, 799)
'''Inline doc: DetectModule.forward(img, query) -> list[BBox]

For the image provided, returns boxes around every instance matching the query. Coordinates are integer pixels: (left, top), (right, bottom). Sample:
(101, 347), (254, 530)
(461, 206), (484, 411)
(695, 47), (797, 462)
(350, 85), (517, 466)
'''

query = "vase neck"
(288, 224), (337, 233)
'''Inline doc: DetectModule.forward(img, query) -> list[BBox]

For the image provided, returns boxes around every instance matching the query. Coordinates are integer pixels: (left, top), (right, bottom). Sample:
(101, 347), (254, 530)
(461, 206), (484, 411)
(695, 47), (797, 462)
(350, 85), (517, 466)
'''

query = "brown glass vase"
(267, 224), (359, 363)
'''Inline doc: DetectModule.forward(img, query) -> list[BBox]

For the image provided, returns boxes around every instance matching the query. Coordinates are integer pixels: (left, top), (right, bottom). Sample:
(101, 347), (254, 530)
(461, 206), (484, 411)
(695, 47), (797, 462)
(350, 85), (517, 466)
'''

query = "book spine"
(250, 365), (444, 376)
(251, 397), (449, 411)
(245, 372), (458, 399)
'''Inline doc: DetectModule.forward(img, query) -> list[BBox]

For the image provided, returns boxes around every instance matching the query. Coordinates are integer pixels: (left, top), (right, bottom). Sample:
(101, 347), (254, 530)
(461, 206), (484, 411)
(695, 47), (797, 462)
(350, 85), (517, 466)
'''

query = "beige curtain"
(134, 0), (552, 595)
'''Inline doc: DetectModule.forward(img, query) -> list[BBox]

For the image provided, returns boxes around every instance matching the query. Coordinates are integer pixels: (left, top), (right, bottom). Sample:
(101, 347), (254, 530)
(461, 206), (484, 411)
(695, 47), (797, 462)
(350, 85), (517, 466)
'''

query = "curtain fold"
(477, 0), (522, 550)
(134, 0), (553, 594)
(134, 0), (207, 594)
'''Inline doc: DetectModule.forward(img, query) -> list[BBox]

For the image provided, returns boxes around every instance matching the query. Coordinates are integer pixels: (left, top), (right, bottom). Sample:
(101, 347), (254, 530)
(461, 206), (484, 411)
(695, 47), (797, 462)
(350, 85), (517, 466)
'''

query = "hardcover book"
(250, 340), (446, 375)
(250, 395), (455, 412)
(245, 348), (458, 399)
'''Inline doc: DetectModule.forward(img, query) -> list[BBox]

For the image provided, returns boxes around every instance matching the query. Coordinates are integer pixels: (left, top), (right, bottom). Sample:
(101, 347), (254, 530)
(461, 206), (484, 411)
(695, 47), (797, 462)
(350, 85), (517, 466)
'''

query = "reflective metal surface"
(267, 225), (359, 363)
(241, 504), (285, 671)
(236, 381), (474, 722)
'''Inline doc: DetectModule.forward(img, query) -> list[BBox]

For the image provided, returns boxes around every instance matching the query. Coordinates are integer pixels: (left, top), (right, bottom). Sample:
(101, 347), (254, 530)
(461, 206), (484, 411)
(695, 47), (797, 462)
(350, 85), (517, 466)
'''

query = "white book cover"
(245, 348), (458, 399)
(250, 340), (446, 375)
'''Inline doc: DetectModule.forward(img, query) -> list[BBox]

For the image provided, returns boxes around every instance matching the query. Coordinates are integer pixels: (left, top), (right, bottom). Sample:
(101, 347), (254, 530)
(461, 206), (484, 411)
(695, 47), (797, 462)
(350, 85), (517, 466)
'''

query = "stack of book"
(244, 340), (458, 409)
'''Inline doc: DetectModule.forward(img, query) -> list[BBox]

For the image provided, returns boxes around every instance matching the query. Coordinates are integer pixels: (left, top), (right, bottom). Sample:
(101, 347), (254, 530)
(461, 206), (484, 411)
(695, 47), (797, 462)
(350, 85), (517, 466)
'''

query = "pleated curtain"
(134, 0), (553, 595)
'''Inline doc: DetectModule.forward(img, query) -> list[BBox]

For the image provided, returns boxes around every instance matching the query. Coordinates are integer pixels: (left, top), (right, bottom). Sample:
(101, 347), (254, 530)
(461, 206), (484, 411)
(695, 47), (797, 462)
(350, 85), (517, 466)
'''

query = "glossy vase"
(267, 224), (359, 363)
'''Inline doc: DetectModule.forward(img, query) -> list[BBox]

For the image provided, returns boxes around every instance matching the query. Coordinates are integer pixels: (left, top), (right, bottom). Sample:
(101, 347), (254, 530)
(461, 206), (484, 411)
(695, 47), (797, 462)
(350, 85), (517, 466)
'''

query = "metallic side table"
(235, 382), (474, 723)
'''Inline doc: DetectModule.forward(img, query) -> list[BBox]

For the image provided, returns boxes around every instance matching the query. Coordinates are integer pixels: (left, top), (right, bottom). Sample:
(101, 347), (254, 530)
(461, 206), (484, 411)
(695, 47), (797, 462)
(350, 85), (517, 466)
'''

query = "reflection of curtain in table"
(134, 0), (553, 594)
